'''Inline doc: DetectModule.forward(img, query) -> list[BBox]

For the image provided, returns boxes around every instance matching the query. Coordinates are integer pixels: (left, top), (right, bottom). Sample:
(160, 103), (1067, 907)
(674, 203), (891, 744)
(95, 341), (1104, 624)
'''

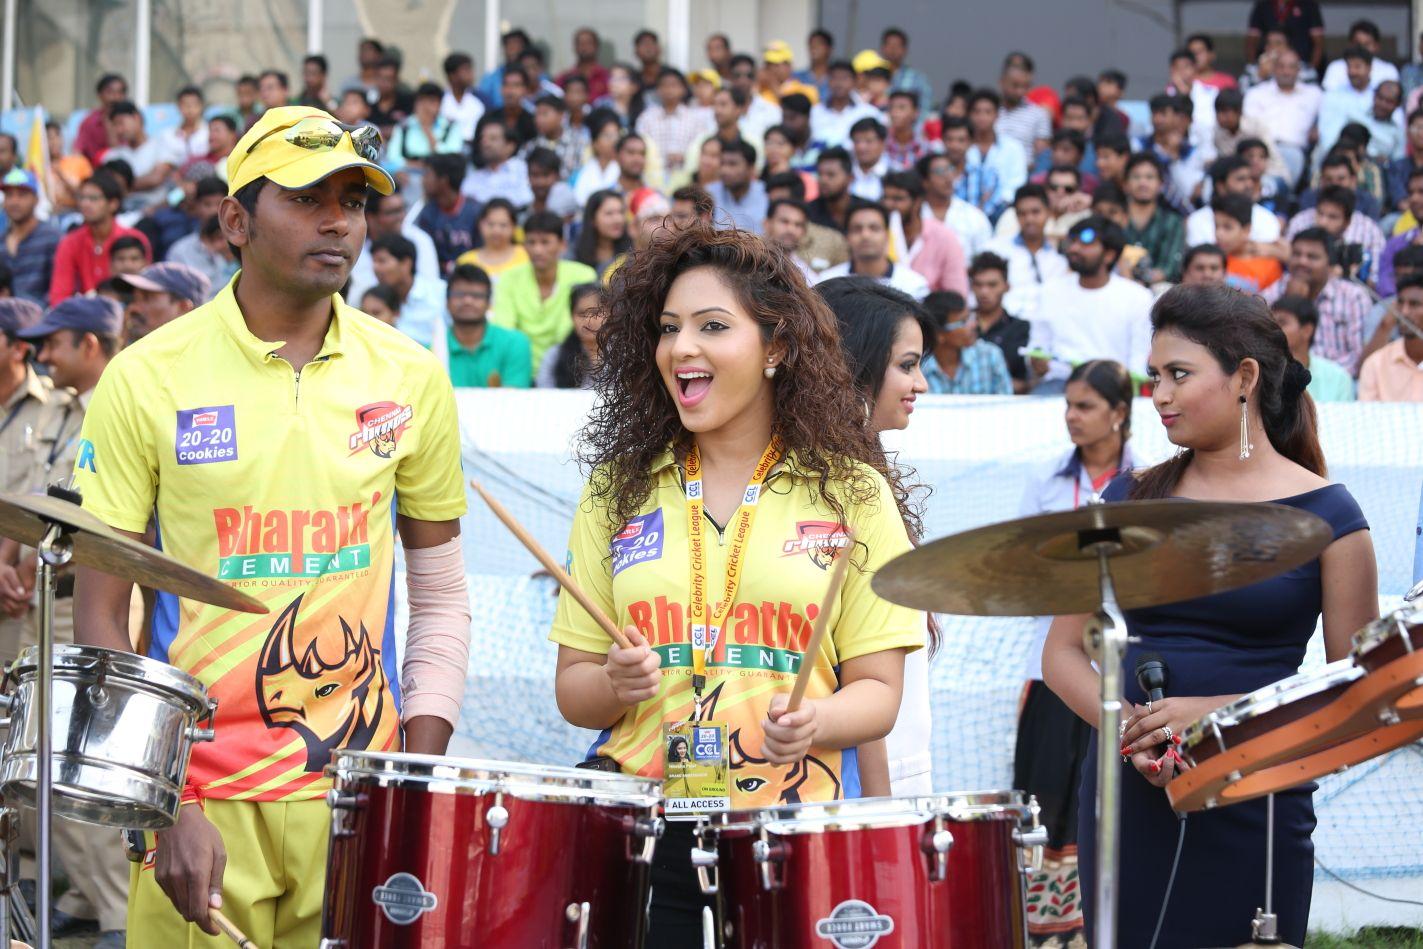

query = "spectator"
(50, 172), (150, 305)
(1185, 155), (1285, 249)
(494, 211), (596, 369)
(1403, 31), (1423, 102)
(558, 28), (610, 102)
(1361, 81), (1407, 165)
(165, 215), (235, 299)
(848, 117), (889, 200)
(518, 47), (564, 101)
(760, 40), (819, 105)
(1377, 167), (1423, 294)
(369, 56), (414, 133)
(257, 68), (290, 111)
(1271, 294), (1355, 401)
(767, 172), (847, 273)
(386, 82), (464, 181)
(234, 74), (261, 130)
(1029, 215), (1153, 389)
(1121, 153), (1185, 284)
(969, 250), (1032, 391)
(521, 95), (580, 181)
(440, 52), (485, 143)
(415, 153), (480, 274)
(1358, 271), (1423, 400)
(116, 261), (210, 342)
(796, 28), (835, 102)
(1290, 160), (1386, 267)
(1180, 242), (1228, 285)
(141, 172), (226, 260)
(728, 53), (782, 139)
(454, 198), (526, 280)
(1238, 137), (1293, 217)
(1215, 192), (1283, 292)
(1387, 109), (1423, 213)
(1297, 150), (1381, 218)
(359, 284), (401, 326)
(1313, 185), (1385, 279)
(1166, 47), (1218, 149)
(178, 113), (235, 183)
(1030, 129), (1099, 191)
(334, 87), (372, 130)
(477, 28), (530, 108)
(1245, 0), (1324, 70)
(346, 190), (440, 301)
(572, 108), (624, 206)
(1262, 228), (1372, 374)
(1243, 48), (1322, 183)
(1187, 33), (1237, 91)
(538, 283), (607, 388)
(817, 202), (929, 300)
(997, 56), (1051, 162)
(776, 94), (818, 171)
(464, 121), (532, 207)
(986, 183), (1068, 321)
(479, 64), (538, 147)
(884, 91), (928, 171)
(938, 116), (996, 221)
(0, 170), (61, 304)
(441, 263), (531, 388)
(296, 54), (334, 109)
(764, 198), (817, 283)
(1319, 46), (1388, 151)
(919, 289), (1012, 394)
(670, 184), (715, 230)
(104, 101), (173, 208)
(879, 27), (934, 114)
(706, 32), (733, 79)
(594, 63), (643, 130)
(810, 60), (879, 149)
(633, 29), (664, 90)
(637, 67), (711, 175)
(1096, 69), (1132, 136)
(707, 139), (769, 234)
(761, 125), (817, 199)
(882, 170), (968, 295)
(160, 86), (210, 171)
(524, 146), (581, 226)
(75, 73), (127, 164)
(571, 190), (632, 277)
(1212, 88), (1290, 183)
(1138, 94), (1205, 213)
(370, 232), (446, 347)
(967, 88), (1028, 217)
(1321, 19), (1401, 92)
(996, 165), (1091, 244)
(918, 152), (993, 260)
(1093, 132), (1131, 191)
(614, 132), (650, 195)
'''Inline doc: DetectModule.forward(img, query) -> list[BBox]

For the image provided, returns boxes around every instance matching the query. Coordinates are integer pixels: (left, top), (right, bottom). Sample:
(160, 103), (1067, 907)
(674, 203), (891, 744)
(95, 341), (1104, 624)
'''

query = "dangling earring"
(1238, 395), (1253, 460)
(764, 363), (777, 379)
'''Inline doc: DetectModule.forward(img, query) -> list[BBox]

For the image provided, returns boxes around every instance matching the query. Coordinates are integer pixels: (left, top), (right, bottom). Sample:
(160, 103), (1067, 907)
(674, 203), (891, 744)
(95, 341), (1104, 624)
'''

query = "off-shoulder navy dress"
(1077, 477), (1369, 948)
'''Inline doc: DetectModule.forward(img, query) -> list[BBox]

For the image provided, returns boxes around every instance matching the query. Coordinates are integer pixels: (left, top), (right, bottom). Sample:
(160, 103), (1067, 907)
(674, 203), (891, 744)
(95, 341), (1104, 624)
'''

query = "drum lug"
(486, 792), (509, 856)
(1015, 796), (1047, 874)
(325, 789), (366, 838)
(692, 821), (719, 895)
(752, 829), (786, 891)
(623, 814), (663, 865)
(564, 900), (590, 949)
(922, 815), (954, 882)
(188, 698), (219, 743)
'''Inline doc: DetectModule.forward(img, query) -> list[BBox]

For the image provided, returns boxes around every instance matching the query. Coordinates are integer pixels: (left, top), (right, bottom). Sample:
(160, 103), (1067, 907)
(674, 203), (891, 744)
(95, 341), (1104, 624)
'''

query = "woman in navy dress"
(1043, 284), (1379, 948)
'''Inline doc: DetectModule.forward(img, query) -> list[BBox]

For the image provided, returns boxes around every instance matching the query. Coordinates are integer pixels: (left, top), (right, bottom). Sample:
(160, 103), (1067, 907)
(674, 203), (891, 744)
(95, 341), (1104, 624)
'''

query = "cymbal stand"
(1080, 535), (1130, 949)
(1250, 793), (1285, 945)
(0, 807), (36, 946)
(32, 516), (74, 949)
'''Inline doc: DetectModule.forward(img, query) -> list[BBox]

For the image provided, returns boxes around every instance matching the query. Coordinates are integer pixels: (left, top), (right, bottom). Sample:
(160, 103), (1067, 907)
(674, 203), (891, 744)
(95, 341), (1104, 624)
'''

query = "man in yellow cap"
(72, 105), (471, 947)
(759, 40), (820, 106)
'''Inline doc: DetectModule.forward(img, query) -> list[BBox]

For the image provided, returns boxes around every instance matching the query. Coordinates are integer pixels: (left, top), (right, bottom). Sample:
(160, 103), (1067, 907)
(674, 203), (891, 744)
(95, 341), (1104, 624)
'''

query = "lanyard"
(1073, 464), (1120, 509)
(45, 403), (76, 471)
(0, 394), (28, 437)
(685, 438), (781, 712)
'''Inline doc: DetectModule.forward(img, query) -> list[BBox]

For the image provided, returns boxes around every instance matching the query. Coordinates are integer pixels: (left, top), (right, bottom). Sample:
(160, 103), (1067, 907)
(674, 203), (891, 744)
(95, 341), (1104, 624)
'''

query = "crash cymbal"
(0, 492), (267, 615)
(873, 500), (1332, 616)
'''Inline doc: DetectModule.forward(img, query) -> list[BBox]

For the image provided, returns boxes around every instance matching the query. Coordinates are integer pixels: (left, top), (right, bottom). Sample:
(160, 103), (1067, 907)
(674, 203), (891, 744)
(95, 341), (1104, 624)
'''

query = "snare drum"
(697, 792), (1041, 948)
(0, 644), (216, 829)
(1351, 608), (1423, 716)
(320, 751), (662, 949)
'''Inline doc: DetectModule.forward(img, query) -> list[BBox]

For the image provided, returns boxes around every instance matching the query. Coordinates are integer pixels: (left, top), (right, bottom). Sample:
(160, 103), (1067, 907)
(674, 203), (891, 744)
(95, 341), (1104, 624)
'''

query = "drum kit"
(0, 481), (1413, 948)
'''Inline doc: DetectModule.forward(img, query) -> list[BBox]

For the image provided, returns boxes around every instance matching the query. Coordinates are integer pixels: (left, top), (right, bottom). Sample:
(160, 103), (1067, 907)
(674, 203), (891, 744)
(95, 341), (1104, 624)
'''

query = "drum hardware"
(325, 789), (366, 839)
(922, 815), (954, 881)
(622, 815), (662, 865)
(700, 906), (716, 949)
(564, 900), (590, 949)
(875, 500), (1332, 949)
(1017, 795), (1046, 874)
(692, 822), (720, 895)
(0, 808), (34, 948)
(751, 829), (786, 891)
(486, 790), (509, 855)
(1244, 794), (1297, 948)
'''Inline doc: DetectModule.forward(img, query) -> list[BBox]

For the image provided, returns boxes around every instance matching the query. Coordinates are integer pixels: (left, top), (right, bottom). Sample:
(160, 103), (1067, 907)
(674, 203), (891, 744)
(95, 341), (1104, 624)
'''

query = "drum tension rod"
(923, 814), (954, 881)
(486, 790), (509, 855)
(691, 822), (719, 896)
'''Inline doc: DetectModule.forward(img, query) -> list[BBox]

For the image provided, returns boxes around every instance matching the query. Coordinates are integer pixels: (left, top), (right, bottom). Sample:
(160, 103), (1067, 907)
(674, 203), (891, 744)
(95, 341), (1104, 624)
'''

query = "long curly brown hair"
(580, 223), (922, 544)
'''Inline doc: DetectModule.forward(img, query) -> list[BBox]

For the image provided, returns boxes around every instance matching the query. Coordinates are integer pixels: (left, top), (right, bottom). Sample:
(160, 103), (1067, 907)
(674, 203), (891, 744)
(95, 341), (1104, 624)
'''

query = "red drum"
(319, 751), (662, 949)
(696, 792), (1042, 948)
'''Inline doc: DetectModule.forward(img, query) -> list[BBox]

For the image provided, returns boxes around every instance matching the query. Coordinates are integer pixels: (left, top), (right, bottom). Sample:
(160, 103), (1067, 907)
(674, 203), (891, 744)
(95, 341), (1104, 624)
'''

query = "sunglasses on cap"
(245, 117), (383, 163)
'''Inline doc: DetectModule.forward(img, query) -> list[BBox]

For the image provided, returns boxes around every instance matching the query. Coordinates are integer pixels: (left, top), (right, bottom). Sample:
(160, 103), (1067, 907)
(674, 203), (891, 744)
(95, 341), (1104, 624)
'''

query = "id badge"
(662, 720), (730, 820)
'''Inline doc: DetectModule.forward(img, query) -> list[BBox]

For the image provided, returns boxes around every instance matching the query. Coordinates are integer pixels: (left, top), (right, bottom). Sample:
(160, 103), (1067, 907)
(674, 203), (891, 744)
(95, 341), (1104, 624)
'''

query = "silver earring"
(1238, 395), (1253, 460)
(764, 365), (777, 379)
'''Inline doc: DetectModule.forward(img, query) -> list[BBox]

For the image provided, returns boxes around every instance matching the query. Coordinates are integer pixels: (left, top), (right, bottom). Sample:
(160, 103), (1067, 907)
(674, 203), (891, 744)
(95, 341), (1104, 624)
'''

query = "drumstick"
(471, 480), (633, 649)
(785, 529), (856, 713)
(211, 909), (257, 949)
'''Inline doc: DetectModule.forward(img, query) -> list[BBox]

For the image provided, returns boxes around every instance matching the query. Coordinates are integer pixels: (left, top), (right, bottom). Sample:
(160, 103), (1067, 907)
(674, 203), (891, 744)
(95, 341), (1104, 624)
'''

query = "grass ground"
(1308, 929), (1423, 948)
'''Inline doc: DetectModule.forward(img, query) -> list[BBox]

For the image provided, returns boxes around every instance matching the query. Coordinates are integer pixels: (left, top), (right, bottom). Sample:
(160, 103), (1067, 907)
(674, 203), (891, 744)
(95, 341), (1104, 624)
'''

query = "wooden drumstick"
(211, 908), (257, 949)
(471, 480), (633, 649)
(784, 529), (856, 713)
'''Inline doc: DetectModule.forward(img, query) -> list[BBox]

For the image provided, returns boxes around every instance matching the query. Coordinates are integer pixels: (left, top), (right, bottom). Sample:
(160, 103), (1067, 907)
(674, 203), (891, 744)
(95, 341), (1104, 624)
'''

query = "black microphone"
(1136, 653), (1168, 704)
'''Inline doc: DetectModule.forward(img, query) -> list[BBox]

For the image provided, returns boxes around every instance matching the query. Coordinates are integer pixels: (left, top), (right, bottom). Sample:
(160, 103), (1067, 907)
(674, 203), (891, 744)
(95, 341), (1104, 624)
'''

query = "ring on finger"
(1146, 700), (1154, 714)
(1161, 725), (1173, 744)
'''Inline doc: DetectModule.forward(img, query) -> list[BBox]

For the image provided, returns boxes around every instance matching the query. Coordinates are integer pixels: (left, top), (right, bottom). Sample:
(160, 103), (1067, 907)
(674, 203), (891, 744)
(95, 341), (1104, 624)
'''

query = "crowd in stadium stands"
(3, 6), (1423, 405)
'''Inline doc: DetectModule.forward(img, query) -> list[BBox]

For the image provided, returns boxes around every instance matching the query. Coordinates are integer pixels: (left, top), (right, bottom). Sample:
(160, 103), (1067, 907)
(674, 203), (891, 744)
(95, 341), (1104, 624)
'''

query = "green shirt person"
(1269, 293), (1356, 403)
(443, 263), (532, 388)
(489, 211), (596, 371)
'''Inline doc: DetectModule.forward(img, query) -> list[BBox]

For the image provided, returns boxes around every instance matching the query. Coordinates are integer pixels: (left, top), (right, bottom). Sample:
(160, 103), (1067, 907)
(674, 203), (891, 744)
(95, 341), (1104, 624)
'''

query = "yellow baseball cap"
(763, 41), (794, 65)
(227, 105), (395, 196)
(689, 69), (722, 89)
(853, 49), (893, 73)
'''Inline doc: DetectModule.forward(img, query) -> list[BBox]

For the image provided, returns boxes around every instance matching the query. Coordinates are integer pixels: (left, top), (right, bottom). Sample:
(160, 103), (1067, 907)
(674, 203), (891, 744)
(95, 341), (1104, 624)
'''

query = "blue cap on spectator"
(0, 168), (39, 193)
(18, 297), (125, 340)
(116, 262), (211, 306)
(0, 298), (43, 336)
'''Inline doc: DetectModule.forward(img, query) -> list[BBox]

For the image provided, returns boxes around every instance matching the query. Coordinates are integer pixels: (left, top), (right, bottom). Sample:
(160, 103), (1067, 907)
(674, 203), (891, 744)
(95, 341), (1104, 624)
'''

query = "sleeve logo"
(611, 508), (664, 576)
(175, 405), (238, 466)
(348, 402), (414, 458)
(76, 438), (97, 473)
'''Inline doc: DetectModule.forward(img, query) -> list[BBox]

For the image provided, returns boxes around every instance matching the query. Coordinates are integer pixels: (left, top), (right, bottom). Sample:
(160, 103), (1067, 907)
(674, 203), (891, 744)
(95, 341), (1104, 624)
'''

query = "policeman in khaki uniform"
(0, 297), (131, 947)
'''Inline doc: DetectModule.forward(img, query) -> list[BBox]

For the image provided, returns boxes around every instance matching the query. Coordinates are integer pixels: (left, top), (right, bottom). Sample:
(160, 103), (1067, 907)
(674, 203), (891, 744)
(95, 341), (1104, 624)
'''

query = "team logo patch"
(782, 521), (850, 570)
(175, 405), (238, 466)
(612, 508), (664, 576)
(76, 438), (97, 473)
(372, 872), (438, 925)
(348, 401), (414, 457)
(814, 899), (895, 948)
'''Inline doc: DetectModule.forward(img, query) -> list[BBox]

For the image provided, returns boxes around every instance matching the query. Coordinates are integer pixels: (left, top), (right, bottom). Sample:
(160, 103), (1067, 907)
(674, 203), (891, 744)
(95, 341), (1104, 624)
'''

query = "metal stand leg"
(1083, 548), (1129, 949)
(1251, 793), (1281, 944)
(34, 521), (73, 949)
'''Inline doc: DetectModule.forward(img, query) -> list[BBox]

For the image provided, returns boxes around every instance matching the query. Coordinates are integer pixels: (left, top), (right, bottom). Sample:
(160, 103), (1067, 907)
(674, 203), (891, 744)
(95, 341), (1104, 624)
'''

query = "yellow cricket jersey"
(72, 275), (466, 803)
(551, 450), (924, 808)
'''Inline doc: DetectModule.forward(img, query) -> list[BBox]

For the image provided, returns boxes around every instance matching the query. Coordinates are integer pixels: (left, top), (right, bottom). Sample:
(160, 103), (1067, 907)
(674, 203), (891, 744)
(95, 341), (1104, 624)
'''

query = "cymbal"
(0, 492), (267, 615)
(873, 500), (1333, 616)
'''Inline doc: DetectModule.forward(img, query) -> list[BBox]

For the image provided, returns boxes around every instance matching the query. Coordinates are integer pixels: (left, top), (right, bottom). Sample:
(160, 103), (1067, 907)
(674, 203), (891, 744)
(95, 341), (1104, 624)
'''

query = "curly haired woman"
(549, 224), (927, 941)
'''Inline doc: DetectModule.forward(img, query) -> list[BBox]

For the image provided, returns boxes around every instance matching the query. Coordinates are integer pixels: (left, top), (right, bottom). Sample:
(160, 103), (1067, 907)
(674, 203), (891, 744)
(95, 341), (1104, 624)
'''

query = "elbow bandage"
(400, 536), (471, 727)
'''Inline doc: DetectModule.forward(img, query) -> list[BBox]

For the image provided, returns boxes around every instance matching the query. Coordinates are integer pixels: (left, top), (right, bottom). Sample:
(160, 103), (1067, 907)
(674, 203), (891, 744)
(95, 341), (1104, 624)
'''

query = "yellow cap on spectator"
(763, 41), (794, 65)
(688, 69), (722, 89)
(853, 49), (893, 73)
(227, 106), (394, 196)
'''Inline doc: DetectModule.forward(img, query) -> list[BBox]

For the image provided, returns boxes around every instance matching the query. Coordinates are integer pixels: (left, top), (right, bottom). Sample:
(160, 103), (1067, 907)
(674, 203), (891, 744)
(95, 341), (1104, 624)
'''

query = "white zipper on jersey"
(293, 368), (302, 409)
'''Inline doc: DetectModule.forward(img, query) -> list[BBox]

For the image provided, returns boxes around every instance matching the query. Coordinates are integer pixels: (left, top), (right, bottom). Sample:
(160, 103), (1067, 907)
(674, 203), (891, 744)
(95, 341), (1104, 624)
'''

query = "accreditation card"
(662, 720), (730, 819)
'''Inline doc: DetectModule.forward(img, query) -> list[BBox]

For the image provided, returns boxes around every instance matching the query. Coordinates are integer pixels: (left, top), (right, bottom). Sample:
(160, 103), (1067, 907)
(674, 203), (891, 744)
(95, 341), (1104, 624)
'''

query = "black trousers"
(647, 820), (716, 947)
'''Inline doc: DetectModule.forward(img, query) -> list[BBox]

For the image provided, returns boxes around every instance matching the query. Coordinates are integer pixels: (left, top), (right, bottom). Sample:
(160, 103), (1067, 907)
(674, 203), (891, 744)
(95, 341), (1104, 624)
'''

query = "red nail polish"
(1172, 734), (1182, 745)
(1151, 760), (1161, 773)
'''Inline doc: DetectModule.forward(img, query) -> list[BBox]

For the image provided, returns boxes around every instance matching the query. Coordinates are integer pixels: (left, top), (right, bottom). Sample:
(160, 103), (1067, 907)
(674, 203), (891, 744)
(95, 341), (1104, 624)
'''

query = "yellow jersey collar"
(650, 443), (811, 482)
(213, 271), (349, 364)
